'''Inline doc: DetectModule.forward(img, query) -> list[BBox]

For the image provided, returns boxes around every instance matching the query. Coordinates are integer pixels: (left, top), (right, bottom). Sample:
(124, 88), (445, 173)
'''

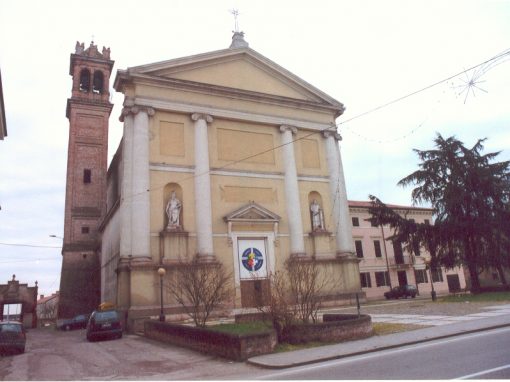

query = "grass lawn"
(439, 291), (510, 303)
(372, 322), (429, 335)
(208, 321), (273, 335)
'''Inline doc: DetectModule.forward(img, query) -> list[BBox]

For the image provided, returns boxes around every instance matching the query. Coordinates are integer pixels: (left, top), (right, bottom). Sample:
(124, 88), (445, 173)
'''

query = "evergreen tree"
(369, 134), (510, 293)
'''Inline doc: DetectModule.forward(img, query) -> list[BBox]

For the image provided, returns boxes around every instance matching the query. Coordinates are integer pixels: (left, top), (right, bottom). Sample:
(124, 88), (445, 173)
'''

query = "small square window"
(352, 217), (360, 227)
(83, 169), (92, 184)
(370, 219), (378, 227)
(81, 226), (90, 234)
(360, 272), (372, 288)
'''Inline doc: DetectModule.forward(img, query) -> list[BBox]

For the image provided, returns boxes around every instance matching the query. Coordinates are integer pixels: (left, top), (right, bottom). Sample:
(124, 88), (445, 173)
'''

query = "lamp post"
(157, 267), (166, 321)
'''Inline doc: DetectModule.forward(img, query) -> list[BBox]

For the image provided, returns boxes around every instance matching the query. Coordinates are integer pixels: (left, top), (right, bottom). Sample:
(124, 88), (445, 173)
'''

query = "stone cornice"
(148, 162), (330, 182)
(132, 97), (333, 132)
(66, 98), (113, 119)
(115, 72), (342, 116)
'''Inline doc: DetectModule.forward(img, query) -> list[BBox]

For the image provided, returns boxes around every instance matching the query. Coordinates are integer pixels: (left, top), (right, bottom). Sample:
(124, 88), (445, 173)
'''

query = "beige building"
(99, 33), (361, 328)
(349, 201), (466, 299)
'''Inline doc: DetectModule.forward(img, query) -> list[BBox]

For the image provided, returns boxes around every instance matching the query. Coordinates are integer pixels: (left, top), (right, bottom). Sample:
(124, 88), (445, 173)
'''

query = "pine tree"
(369, 134), (510, 293)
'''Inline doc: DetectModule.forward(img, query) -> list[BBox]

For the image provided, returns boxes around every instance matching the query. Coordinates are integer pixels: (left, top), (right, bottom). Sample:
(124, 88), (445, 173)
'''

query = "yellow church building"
(84, 32), (362, 329)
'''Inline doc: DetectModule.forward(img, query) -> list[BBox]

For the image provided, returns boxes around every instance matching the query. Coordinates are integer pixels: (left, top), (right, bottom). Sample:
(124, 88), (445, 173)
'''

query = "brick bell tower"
(58, 41), (114, 319)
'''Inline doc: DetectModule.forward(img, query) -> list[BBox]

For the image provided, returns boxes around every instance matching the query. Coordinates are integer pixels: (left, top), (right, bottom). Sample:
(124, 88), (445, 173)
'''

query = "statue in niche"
(310, 199), (325, 231)
(166, 191), (182, 230)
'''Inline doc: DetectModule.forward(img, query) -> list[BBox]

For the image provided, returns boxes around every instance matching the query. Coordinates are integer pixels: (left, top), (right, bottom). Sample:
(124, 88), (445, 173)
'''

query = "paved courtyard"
(369, 304), (510, 326)
(322, 297), (510, 326)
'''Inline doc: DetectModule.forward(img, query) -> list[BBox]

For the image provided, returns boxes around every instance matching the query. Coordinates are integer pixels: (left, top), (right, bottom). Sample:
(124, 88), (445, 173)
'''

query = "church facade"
(61, 33), (361, 326)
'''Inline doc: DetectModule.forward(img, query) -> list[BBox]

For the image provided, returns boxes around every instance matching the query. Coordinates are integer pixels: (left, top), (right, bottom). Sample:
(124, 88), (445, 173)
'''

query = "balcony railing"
(389, 255), (413, 267)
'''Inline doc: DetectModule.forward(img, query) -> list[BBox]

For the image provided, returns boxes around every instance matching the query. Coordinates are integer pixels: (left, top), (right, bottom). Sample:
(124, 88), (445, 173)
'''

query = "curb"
(246, 319), (510, 369)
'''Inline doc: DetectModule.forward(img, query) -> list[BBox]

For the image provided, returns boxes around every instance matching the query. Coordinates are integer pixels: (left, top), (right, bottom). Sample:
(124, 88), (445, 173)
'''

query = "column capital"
(119, 105), (155, 122)
(191, 113), (213, 123)
(322, 130), (342, 141)
(279, 125), (297, 134)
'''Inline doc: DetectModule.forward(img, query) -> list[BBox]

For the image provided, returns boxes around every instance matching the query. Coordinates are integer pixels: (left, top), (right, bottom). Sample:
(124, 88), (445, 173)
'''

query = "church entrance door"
(236, 238), (271, 308)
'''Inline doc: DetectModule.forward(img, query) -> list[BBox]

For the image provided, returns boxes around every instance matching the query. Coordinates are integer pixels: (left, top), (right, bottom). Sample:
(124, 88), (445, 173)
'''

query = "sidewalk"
(247, 313), (510, 369)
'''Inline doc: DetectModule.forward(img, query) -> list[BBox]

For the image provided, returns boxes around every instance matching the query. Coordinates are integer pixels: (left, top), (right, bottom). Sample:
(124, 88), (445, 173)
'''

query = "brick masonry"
(58, 42), (114, 319)
(283, 314), (373, 344)
(144, 320), (278, 361)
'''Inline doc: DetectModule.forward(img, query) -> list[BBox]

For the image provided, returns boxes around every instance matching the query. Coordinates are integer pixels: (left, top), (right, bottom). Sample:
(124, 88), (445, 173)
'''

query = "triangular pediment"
(224, 202), (281, 223)
(122, 47), (343, 108)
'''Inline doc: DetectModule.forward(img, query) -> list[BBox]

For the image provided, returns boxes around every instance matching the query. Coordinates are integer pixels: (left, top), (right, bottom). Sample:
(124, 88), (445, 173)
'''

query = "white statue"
(310, 199), (324, 230)
(166, 191), (181, 229)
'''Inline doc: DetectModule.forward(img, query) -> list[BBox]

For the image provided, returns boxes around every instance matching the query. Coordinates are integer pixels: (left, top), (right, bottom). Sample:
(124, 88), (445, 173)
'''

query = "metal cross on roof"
(230, 8), (240, 32)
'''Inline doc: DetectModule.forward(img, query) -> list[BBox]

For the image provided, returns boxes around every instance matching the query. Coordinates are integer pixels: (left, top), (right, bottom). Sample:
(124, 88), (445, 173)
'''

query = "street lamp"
(157, 267), (166, 322)
(49, 235), (63, 240)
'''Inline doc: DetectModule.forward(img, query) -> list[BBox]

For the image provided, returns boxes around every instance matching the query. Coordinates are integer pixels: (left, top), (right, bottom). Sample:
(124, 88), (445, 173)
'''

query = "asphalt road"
(254, 327), (510, 380)
(2, 310), (509, 380)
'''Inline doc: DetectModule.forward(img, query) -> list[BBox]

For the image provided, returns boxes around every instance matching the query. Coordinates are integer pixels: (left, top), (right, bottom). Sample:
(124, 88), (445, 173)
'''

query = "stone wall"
(144, 320), (277, 361)
(283, 314), (373, 344)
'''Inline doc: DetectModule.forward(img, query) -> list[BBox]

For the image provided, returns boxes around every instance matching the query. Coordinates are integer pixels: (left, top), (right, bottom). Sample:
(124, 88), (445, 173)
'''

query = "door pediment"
(224, 202), (280, 223)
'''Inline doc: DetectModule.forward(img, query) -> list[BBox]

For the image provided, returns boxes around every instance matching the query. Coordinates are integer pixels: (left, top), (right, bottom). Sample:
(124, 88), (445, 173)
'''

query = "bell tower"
(58, 41), (114, 318)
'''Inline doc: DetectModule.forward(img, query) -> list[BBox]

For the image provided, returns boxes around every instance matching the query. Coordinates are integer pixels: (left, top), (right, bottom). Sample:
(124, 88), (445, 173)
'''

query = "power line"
(0, 242), (61, 249)
(337, 48), (510, 126)
(117, 48), (509, 203)
(0, 258), (58, 264)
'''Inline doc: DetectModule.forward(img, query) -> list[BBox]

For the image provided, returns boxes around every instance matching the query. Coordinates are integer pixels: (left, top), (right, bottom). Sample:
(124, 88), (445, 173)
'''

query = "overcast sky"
(1, 0), (509, 297)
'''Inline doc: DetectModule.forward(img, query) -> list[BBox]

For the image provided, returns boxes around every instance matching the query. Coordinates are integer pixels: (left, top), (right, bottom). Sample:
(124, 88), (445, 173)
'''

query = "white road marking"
(256, 327), (510, 380)
(455, 364), (510, 379)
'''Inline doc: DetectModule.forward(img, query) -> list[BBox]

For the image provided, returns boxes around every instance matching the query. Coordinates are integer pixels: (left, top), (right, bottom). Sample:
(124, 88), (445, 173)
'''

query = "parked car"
(86, 309), (122, 342)
(384, 284), (418, 299)
(58, 314), (89, 331)
(0, 321), (26, 355)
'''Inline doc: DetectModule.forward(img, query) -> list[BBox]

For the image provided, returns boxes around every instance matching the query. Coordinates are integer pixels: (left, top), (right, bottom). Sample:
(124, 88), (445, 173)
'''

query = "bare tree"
(40, 301), (58, 320)
(257, 258), (332, 340)
(166, 256), (233, 327)
(286, 258), (331, 324)
(256, 270), (295, 341)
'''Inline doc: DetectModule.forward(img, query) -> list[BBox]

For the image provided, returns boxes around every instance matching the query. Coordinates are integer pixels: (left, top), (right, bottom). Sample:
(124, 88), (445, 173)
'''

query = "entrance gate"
(0, 275), (38, 328)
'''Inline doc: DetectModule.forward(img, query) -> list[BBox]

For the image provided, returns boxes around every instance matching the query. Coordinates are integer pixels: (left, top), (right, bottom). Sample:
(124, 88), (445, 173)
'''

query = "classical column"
(280, 125), (306, 257)
(119, 103), (154, 258)
(323, 130), (354, 256)
(191, 113), (214, 260)
(119, 103), (134, 257)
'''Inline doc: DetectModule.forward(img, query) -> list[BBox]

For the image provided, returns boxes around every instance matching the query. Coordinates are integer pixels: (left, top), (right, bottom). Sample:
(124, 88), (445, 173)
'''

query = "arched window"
(93, 71), (104, 94)
(79, 69), (90, 92)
